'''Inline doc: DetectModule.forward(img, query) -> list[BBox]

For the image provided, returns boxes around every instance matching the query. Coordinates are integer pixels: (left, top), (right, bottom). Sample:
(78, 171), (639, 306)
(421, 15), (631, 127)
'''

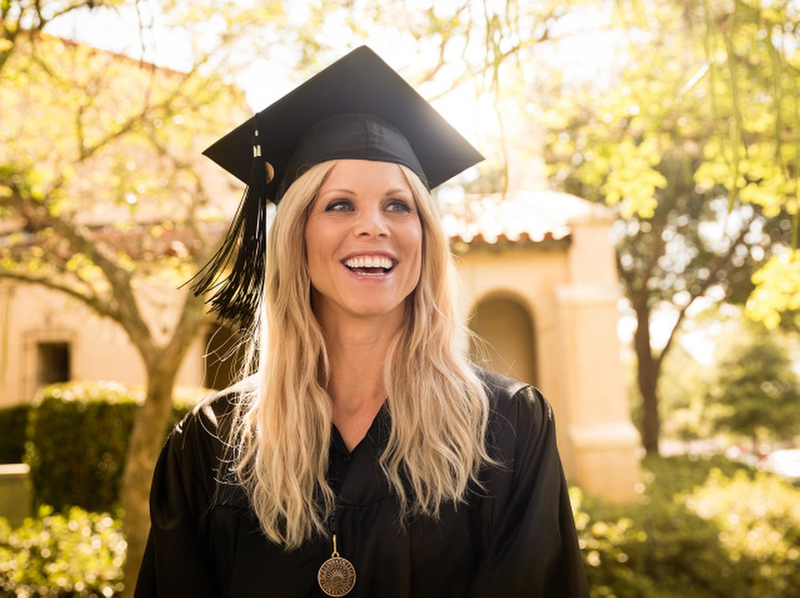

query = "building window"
(37, 342), (71, 386)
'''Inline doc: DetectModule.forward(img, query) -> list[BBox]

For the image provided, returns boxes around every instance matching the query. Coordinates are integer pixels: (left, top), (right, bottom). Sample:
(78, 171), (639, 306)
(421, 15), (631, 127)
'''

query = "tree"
(688, 0), (800, 329)
(2, 0), (615, 589)
(0, 0), (128, 71)
(0, 25), (250, 591)
(709, 324), (800, 451)
(541, 0), (796, 453)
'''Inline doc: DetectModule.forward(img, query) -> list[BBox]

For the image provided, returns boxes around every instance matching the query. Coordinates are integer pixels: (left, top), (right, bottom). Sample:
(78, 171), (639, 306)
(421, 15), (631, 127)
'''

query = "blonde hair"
(231, 160), (493, 549)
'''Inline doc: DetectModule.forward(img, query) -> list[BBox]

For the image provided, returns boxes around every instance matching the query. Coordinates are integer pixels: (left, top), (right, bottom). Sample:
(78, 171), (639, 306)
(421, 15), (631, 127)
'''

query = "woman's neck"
(317, 312), (401, 450)
(325, 318), (394, 407)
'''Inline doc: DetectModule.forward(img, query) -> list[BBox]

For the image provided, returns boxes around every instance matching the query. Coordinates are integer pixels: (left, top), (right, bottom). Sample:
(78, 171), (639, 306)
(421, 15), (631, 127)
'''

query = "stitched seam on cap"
(364, 118), (378, 159)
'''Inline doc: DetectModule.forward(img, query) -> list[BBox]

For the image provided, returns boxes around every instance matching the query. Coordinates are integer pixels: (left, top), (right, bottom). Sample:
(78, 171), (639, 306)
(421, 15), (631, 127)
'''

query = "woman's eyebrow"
(318, 187), (412, 197)
(319, 187), (356, 196)
(384, 188), (412, 196)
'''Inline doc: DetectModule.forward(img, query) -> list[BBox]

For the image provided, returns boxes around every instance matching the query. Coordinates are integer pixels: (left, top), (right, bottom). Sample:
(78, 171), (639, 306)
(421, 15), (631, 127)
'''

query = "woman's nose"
(354, 206), (389, 237)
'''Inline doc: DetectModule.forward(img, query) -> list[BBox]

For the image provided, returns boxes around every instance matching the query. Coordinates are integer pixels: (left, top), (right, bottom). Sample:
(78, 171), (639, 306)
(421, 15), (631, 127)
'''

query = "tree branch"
(44, 0), (116, 24)
(616, 247), (636, 294)
(0, 270), (120, 321)
(422, 8), (582, 103)
(140, 129), (215, 251)
(655, 211), (757, 371)
(0, 2), (22, 75)
(635, 222), (667, 295)
(3, 185), (156, 352)
(162, 286), (207, 367)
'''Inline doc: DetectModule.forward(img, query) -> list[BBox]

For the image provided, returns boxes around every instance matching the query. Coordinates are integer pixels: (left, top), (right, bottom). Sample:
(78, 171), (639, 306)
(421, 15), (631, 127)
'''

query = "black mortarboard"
(193, 46), (484, 327)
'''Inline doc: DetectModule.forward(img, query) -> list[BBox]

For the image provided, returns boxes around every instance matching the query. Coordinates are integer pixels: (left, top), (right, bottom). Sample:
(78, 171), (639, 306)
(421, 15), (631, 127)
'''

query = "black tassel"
(190, 132), (269, 329)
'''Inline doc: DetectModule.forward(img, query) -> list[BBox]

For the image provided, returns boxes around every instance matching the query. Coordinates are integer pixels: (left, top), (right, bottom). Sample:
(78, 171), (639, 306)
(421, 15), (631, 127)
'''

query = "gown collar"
(329, 402), (393, 506)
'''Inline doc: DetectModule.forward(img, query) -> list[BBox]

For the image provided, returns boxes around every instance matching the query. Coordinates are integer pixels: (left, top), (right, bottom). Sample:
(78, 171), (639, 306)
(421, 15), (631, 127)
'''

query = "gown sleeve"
(133, 408), (221, 597)
(467, 385), (589, 598)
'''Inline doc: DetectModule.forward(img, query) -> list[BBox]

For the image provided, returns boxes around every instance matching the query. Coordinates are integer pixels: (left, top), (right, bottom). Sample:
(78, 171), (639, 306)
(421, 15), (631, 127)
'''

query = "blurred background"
(0, 0), (798, 596)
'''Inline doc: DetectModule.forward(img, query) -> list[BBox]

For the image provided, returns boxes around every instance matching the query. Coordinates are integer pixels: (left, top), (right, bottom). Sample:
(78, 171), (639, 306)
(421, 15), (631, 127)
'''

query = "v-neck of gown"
(328, 401), (392, 505)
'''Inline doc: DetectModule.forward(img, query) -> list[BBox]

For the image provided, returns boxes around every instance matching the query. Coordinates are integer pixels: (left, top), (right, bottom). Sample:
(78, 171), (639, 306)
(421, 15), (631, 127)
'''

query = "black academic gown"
(134, 370), (589, 597)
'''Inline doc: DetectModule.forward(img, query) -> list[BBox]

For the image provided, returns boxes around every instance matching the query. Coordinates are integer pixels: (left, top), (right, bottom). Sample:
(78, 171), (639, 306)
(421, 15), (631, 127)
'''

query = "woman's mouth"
(342, 255), (396, 275)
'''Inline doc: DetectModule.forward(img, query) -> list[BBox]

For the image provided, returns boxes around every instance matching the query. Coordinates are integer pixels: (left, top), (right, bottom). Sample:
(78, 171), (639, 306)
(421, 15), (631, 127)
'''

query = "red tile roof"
(441, 190), (611, 250)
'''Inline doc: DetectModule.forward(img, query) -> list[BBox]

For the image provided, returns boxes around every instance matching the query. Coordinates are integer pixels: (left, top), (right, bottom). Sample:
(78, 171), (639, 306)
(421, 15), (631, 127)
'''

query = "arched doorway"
(468, 295), (537, 386)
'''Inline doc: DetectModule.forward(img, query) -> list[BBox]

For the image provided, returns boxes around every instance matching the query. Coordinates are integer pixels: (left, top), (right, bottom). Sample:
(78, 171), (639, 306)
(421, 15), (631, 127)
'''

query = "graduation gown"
(134, 370), (589, 597)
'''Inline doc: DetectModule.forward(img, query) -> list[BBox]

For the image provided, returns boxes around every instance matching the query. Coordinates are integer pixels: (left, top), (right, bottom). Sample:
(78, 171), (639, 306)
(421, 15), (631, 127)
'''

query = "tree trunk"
(634, 300), (661, 455)
(119, 356), (182, 597)
(118, 291), (207, 596)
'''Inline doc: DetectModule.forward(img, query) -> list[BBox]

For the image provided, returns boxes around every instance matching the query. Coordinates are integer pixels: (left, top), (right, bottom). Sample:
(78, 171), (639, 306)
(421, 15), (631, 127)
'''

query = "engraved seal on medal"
(317, 556), (356, 597)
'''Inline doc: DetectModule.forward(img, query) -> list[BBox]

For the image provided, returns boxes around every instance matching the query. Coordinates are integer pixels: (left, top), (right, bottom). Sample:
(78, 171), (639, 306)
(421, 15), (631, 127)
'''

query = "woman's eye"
(386, 199), (412, 213)
(325, 199), (354, 212)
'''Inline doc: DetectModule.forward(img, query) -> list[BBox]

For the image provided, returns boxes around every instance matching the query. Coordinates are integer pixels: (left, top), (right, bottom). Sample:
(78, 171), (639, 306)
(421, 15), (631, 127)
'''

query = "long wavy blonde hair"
(230, 160), (493, 549)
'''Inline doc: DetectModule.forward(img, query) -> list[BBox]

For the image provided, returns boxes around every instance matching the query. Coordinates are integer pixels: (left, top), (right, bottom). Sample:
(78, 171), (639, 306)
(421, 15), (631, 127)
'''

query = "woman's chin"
(344, 302), (405, 322)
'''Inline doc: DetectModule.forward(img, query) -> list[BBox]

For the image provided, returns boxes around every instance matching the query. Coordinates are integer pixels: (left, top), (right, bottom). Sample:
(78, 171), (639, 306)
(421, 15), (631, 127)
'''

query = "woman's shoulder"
(471, 366), (556, 460)
(167, 375), (257, 465)
(473, 367), (552, 424)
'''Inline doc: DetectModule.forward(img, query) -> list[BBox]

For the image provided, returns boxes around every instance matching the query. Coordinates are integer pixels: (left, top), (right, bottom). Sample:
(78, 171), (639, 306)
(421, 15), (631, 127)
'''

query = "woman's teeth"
(344, 256), (394, 273)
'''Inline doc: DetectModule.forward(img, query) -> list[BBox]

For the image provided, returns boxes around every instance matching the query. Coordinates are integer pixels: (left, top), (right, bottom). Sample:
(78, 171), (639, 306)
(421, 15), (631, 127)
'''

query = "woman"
(135, 47), (589, 597)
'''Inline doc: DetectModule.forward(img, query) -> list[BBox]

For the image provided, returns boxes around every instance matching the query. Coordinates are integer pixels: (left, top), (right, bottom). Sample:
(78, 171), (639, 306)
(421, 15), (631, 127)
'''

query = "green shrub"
(575, 455), (800, 598)
(575, 490), (748, 597)
(684, 468), (800, 596)
(0, 404), (31, 463)
(640, 453), (755, 500)
(25, 381), (204, 514)
(0, 505), (125, 597)
(2, 454), (798, 596)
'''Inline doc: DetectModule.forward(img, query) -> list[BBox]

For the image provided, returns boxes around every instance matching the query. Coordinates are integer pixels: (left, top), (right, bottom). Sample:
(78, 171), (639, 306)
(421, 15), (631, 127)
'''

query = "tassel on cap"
(190, 128), (269, 329)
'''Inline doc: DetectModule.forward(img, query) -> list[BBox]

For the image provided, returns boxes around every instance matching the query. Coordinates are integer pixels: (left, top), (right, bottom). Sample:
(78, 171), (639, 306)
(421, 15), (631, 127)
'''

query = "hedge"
(1, 455), (798, 596)
(0, 404), (31, 464)
(24, 381), (206, 514)
(0, 505), (125, 597)
(575, 455), (800, 598)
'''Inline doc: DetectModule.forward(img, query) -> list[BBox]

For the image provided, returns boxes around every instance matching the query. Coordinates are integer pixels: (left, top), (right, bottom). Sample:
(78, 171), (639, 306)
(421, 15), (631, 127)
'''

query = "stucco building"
(0, 187), (640, 502)
(449, 190), (640, 501)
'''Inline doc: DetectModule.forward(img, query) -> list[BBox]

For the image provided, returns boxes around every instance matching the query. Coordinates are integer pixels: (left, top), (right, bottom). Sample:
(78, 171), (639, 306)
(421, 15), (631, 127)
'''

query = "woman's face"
(304, 160), (423, 326)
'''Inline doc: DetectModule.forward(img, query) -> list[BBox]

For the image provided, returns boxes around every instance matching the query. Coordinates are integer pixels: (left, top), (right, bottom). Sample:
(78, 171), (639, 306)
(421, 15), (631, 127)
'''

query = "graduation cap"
(193, 45), (484, 327)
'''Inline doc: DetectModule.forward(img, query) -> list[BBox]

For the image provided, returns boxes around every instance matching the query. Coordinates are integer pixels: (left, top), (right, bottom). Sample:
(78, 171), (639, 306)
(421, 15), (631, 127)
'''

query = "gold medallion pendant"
(318, 535), (356, 597)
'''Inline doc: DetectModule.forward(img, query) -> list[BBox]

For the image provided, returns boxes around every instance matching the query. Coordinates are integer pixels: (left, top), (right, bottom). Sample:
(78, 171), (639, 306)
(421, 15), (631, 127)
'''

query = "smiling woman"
(305, 160), (422, 328)
(135, 47), (589, 598)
